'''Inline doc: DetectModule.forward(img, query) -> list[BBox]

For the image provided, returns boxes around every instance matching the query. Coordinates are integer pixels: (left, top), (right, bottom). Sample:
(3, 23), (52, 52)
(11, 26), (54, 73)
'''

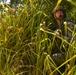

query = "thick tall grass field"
(0, 0), (76, 75)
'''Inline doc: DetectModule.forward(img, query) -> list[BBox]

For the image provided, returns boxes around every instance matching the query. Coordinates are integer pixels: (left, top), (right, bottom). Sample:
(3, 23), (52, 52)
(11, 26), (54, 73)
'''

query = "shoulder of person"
(64, 21), (74, 30)
(67, 21), (74, 26)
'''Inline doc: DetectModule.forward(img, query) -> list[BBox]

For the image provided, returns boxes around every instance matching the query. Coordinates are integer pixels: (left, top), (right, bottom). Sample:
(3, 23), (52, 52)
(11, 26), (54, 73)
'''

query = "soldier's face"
(54, 10), (64, 20)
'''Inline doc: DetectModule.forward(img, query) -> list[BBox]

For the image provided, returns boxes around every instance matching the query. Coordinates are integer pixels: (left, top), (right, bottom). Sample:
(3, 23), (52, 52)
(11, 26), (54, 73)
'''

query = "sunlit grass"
(0, 0), (76, 75)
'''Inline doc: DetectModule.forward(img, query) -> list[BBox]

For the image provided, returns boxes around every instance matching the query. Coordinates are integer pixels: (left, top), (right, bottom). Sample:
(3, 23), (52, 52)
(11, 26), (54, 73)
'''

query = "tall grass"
(0, 0), (76, 75)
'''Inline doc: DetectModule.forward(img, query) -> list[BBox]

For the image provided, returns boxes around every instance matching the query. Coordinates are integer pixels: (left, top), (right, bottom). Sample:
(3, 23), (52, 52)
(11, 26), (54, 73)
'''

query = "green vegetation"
(0, 0), (76, 75)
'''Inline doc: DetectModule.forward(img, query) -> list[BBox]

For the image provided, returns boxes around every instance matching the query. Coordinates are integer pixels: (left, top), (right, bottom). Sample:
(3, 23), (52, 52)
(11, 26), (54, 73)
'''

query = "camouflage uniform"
(50, 6), (75, 75)
(51, 6), (75, 53)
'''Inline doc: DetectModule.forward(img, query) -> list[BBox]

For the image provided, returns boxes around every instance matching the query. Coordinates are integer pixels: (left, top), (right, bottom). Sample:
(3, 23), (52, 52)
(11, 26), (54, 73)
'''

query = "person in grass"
(50, 6), (75, 74)
(51, 6), (74, 53)
(52, 6), (74, 40)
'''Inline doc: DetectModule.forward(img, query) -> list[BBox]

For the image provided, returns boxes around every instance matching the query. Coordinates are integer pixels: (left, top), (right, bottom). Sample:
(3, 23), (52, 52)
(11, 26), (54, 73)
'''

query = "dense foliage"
(0, 0), (76, 75)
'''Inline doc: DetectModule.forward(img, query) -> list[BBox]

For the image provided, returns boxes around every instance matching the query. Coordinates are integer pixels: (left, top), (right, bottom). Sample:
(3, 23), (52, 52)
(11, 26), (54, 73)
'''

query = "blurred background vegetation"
(0, 0), (76, 75)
